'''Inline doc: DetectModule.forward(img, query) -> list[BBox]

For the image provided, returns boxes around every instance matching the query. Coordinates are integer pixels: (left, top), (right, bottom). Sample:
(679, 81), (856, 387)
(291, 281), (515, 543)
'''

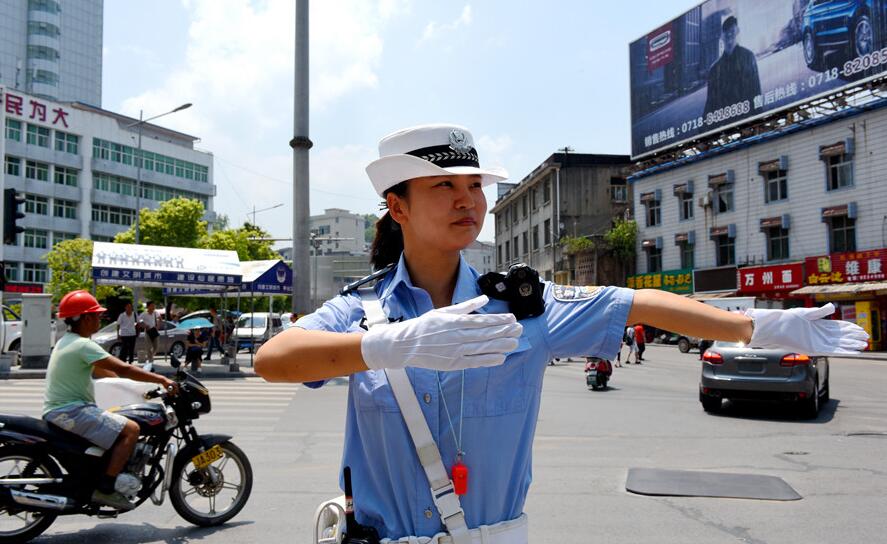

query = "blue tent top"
(163, 259), (293, 297)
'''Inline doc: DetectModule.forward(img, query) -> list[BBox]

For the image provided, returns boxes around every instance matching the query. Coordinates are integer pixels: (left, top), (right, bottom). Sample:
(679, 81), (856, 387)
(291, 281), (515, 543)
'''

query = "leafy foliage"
(201, 222), (279, 261)
(363, 213), (379, 244)
(561, 236), (596, 255)
(604, 219), (637, 259)
(45, 239), (120, 304)
(113, 197), (207, 248)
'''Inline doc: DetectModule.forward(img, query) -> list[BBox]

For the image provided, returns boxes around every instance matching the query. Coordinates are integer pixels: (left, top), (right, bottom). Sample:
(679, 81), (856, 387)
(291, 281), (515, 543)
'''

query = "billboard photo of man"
(704, 15), (762, 121)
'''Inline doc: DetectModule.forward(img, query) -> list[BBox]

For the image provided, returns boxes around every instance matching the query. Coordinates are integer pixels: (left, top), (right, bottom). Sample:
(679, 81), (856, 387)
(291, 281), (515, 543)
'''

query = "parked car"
(233, 312), (283, 352)
(180, 309), (240, 323)
(699, 341), (830, 418)
(92, 320), (191, 359)
(802, 0), (884, 70)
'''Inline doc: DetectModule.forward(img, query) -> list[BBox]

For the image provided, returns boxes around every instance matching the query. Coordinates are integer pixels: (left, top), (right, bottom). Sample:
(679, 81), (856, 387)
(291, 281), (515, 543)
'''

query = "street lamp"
(248, 203), (284, 226)
(126, 102), (193, 244)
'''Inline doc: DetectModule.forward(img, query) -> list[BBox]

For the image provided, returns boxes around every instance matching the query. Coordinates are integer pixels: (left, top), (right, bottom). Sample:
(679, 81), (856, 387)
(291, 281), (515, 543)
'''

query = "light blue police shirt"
(295, 253), (633, 539)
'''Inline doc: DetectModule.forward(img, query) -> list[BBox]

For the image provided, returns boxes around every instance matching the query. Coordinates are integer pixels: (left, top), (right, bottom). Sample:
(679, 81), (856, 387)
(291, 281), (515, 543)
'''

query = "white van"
(233, 313), (283, 352)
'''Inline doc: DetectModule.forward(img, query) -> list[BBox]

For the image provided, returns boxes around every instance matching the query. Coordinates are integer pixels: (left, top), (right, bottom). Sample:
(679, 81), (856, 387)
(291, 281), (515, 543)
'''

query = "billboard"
(630, 0), (887, 158)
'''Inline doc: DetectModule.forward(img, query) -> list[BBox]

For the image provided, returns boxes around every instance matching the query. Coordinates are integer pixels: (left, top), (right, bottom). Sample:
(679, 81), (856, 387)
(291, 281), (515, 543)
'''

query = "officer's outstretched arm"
(627, 289), (753, 343)
(254, 328), (367, 383)
(626, 289), (868, 355)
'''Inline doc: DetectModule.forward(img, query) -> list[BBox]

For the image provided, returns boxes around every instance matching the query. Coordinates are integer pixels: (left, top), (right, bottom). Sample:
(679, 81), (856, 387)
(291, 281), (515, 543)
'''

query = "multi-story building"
(461, 240), (495, 275)
(491, 152), (632, 283)
(629, 98), (887, 349)
(309, 208), (367, 255)
(0, 0), (103, 105)
(1, 86), (215, 288)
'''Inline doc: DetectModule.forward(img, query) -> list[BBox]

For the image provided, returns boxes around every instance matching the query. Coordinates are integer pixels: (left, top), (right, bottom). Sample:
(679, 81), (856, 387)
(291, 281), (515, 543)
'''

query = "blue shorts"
(44, 403), (129, 450)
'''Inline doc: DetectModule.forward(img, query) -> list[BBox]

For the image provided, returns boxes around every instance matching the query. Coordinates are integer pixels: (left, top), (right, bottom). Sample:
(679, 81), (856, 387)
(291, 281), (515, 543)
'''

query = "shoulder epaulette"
(339, 263), (396, 296)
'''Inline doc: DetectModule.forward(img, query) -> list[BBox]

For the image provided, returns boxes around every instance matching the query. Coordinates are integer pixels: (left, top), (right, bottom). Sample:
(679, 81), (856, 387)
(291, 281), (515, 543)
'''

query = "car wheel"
(109, 343), (122, 357)
(170, 342), (185, 359)
(821, 377), (830, 404)
(853, 15), (873, 58)
(801, 381), (820, 419)
(8, 339), (20, 353)
(678, 338), (690, 353)
(804, 30), (824, 71)
(701, 395), (721, 413)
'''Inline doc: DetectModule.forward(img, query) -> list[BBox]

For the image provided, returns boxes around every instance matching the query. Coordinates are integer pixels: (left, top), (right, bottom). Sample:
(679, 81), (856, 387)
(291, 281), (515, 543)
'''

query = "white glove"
(745, 303), (869, 355)
(360, 295), (522, 371)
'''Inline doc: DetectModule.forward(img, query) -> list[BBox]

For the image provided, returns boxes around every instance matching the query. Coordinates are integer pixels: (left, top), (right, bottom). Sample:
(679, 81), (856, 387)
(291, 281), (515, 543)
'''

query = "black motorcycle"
(0, 356), (253, 543)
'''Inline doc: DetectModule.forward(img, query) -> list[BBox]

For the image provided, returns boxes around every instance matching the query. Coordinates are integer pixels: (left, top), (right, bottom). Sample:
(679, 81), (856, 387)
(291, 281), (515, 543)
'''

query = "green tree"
(113, 197), (207, 248)
(561, 235), (596, 255)
(45, 238), (118, 303)
(363, 213), (379, 244)
(604, 219), (637, 260)
(201, 222), (279, 261)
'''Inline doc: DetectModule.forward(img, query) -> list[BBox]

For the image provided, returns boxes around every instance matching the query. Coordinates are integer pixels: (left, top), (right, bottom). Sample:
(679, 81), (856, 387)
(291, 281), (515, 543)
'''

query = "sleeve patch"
(551, 284), (603, 302)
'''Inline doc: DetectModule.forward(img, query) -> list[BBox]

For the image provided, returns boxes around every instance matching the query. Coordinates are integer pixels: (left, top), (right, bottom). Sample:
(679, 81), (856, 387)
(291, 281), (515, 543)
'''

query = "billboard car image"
(630, 0), (887, 158)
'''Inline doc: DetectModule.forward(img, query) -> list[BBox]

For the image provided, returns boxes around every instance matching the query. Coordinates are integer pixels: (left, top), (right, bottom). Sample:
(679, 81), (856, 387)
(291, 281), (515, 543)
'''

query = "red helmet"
(57, 290), (107, 319)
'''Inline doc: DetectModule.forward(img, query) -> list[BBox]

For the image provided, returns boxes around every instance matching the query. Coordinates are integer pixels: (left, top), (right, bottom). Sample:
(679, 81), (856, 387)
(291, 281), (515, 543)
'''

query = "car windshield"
(238, 316), (267, 329)
(714, 340), (750, 348)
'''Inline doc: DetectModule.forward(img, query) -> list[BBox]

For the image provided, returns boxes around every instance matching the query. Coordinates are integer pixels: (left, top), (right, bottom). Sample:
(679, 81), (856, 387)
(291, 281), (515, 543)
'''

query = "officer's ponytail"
(370, 181), (408, 270)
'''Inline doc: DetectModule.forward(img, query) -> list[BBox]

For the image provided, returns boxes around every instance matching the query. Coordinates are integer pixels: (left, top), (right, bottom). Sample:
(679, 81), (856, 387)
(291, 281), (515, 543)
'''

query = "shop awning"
(790, 281), (887, 297)
(91, 242), (242, 289)
(163, 259), (293, 297)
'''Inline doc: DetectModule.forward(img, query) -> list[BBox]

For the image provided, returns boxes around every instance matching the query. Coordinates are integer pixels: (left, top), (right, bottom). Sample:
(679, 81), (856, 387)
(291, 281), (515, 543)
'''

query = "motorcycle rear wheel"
(169, 441), (253, 527)
(0, 446), (61, 544)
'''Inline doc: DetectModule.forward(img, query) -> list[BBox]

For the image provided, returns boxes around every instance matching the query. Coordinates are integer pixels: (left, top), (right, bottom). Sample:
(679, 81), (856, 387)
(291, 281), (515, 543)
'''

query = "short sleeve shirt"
(294, 253), (633, 539)
(43, 333), (111, 415)
(117, 312), (137, 337)
(138, 311), (158, 329)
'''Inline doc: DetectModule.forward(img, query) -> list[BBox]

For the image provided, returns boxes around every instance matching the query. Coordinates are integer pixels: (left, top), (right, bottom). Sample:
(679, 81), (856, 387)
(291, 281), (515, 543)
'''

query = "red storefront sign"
(737, 263), (804, 294)
(1, 89), (69, 127)
(805, 249), (887, 285)
(4, 283), (44, 294)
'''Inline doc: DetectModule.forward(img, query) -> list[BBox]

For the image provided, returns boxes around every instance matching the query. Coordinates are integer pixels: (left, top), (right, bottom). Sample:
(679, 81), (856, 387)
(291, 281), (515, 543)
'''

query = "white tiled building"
(1, 86), (215, 287)
(630, 100), (887, 278)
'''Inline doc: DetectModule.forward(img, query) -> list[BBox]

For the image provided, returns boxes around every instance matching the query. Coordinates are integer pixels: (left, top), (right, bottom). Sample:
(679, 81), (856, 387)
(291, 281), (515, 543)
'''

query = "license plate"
(191, 445), (224, 469)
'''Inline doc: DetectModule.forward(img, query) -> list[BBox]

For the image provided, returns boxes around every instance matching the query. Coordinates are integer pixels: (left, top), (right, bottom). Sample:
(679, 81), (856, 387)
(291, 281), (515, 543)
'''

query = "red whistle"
(452, 461), (468, 495)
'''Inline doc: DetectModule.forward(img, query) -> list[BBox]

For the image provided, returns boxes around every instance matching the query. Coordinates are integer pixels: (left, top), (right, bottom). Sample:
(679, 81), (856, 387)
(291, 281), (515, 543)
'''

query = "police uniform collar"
(380, 253), (480, 305)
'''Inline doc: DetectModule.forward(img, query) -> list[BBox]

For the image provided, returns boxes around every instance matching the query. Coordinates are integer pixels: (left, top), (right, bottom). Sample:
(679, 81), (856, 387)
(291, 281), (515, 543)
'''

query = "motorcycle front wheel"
(0, 446), (61, 544)
(169, 441), (253, 527)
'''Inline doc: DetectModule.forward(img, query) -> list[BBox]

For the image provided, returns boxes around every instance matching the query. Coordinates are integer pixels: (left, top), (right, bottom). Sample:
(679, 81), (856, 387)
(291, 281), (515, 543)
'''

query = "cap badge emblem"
(449, 129), (471, 153)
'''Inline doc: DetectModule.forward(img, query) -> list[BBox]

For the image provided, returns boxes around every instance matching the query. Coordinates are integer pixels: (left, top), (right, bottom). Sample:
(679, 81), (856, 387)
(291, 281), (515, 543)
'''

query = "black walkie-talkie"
(342, 466), (380, 544)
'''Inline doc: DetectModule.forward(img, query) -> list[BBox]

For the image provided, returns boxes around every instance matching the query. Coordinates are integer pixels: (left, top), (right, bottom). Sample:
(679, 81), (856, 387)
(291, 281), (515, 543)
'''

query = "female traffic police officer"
(255, 124), (868, 543)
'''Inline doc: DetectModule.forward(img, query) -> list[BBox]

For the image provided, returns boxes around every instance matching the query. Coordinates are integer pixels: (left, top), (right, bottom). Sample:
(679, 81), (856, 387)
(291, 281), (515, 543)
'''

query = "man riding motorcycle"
(42, 290), (178, 511)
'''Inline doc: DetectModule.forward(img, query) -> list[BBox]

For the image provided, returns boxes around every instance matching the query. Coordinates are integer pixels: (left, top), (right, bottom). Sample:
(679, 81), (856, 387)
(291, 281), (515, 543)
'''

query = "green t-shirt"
(43, 333), (110, 415)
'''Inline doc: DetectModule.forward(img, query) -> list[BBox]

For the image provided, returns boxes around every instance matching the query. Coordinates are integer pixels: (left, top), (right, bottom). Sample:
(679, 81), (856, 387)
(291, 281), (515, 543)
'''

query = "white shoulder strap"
(357, 288), (470, 544)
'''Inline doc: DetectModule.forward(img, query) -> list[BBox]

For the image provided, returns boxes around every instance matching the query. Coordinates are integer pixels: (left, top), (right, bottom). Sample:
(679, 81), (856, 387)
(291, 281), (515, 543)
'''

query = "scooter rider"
(43, 290), (179, 510)
(255, 124), (868, 543)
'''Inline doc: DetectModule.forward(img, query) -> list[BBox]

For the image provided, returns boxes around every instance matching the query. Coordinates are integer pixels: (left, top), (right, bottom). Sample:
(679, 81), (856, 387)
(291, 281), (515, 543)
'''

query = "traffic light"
(3, 188), (25, 245)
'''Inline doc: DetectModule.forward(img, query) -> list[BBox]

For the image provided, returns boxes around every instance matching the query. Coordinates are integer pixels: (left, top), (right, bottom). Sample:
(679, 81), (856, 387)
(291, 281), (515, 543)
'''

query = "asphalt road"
(2, 344), (886, 543)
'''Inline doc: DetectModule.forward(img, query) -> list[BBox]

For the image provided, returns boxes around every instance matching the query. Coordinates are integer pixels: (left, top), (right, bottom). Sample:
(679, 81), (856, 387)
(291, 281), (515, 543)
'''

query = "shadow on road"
(39, 520), (253, 544)
(710, 398), (840, 424)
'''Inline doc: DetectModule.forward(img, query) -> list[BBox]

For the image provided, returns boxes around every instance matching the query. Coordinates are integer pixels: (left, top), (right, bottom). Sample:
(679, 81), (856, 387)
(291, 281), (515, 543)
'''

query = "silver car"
(92, 320), (191, 360)
(699, 341), (830, 418)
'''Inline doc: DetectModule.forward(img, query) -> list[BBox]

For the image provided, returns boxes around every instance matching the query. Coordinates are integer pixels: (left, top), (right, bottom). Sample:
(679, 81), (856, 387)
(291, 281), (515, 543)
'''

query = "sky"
(102, 0), (701, 246)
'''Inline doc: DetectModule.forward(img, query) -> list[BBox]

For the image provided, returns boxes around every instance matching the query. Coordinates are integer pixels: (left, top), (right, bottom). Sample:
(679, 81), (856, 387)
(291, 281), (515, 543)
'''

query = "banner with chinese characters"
(804, 249), (887, 285)
(737, 263), (803, 294)
(1, 87), (71, 128)
(91, 242), (241, 288)
(627, 268), (693, 294)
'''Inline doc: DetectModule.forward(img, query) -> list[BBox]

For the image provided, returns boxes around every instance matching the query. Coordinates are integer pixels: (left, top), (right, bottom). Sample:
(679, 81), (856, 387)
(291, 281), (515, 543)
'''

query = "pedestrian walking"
(137, 301), (162, 371)
(115, 302), (138, 364)
(253, 123), (867, 543)
(205, 307), (224, 360)
(634, 323), (646, 362)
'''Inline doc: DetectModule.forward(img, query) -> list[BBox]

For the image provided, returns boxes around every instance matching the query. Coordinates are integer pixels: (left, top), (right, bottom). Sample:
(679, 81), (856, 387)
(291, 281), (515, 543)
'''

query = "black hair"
(370, 181), (409, 270)
(722, 15), (738, 32)
(146, 300), (155, 307)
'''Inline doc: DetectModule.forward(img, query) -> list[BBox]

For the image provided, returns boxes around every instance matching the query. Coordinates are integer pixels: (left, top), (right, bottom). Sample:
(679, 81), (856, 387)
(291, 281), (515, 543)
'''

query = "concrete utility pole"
(290, 0), (312, 314)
